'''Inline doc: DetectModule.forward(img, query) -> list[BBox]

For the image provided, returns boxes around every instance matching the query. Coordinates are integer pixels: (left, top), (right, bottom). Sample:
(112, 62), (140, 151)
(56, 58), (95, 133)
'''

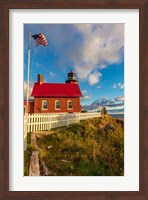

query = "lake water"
(109, 113), (124, 119)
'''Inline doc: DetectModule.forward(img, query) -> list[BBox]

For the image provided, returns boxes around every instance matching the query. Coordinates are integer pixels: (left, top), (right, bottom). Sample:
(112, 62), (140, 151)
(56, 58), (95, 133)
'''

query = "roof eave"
(32, 95), (82, 98)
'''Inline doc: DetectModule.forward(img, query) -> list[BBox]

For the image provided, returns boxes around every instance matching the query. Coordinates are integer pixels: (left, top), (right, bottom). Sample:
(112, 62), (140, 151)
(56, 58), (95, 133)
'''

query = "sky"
(24, 24), (124, 106)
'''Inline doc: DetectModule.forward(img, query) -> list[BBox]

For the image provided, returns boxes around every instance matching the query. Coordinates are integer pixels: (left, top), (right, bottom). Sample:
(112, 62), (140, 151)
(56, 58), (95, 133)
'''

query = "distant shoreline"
(108, 113), (124, 119)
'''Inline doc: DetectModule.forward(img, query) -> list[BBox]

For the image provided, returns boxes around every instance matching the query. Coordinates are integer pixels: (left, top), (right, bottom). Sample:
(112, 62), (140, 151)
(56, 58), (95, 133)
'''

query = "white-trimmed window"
(55, 100), (61, 110)
(42, 100), (48, 110)
(68, 100), (73, 110)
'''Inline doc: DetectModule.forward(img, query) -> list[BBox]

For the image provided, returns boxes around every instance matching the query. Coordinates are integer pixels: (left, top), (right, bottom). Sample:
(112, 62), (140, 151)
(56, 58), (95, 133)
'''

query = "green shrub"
(24, 144), (34, 176)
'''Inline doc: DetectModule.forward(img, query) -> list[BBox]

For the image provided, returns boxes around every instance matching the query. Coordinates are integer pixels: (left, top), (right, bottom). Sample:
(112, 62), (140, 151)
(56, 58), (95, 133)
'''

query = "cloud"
(96, 85), (101, 89)
(100, 97), (108, 101)
(114, 96), (124, 101)
(25, 24), (124, 85)
(44, 71), (57, 82)
(83, 95), (91, 100)
(112, 83), (117, 89)
(49, 72), (56, 78)
(73, 24), (124, 81)
(118, 83), (124, 90)
(24, 81), (34, 100)
(74, 24), (124, 62)
(112, 82), (124, 90)
(81, 90), (91, 100)
(82, 90), (88, 94)
(88, 71), (102, 85)
(120, 85), (124, 90)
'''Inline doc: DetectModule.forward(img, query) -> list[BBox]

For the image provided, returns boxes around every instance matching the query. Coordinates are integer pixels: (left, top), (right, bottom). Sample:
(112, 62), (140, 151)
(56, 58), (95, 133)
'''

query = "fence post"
(48, 114), (51, 130)
(24, 113), (28, 151)
(79, 112), (81, 122)
(67, 113), (69, 127)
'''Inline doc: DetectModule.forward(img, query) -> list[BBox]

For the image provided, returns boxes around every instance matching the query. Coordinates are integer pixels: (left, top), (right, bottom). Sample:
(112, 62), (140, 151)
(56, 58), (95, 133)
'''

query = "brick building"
(26, 70), (82, 114)
(24, 100), (34, 114)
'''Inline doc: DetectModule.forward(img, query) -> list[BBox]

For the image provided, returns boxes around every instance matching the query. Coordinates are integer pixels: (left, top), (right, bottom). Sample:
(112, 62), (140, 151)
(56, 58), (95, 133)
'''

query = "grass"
(24, 132), (34, 176)
(36, 115), (124, 176)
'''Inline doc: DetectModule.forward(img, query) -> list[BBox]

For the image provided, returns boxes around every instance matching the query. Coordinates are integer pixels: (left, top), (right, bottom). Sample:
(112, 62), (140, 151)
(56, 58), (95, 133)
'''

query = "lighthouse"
(29, 70), (82, 114)
(65, 70), (78, 84)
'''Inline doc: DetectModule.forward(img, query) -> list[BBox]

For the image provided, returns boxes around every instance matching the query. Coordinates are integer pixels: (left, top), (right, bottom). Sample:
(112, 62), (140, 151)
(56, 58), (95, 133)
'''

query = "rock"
(40, 159), (51, 176)
(46, 145), (53, 150)
(61, 159), (70, 163)
(98, 123), (115, 139)
(29, 151), (40, 176)
(31, 132), (38, 148)
(104, 123), (115, 132)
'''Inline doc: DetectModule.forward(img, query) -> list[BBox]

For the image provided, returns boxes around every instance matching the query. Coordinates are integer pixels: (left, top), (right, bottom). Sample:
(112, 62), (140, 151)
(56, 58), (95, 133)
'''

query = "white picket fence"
(27, 112), (100, 132)
(24, 115), (28, 150)
(24, 112), (100, 150)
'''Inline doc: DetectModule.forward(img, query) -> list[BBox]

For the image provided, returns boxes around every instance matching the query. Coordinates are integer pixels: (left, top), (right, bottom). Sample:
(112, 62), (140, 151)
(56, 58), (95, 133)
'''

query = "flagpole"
(26, 32), (31, 113)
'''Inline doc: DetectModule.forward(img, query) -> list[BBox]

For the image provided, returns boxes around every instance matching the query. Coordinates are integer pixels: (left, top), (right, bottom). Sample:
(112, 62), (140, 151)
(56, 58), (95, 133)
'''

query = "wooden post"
(67, 113), (69, 127)
(24, 113), (28, 151)
(48, 114), (51, 130)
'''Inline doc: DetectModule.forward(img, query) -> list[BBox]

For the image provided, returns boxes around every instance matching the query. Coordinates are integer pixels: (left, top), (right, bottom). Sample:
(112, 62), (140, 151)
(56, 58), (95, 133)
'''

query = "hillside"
(26, 115), (124, 176)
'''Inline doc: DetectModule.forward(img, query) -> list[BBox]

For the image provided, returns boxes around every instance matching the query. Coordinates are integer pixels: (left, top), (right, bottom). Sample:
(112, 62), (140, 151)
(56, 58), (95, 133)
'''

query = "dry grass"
(35, 116), (124, 176)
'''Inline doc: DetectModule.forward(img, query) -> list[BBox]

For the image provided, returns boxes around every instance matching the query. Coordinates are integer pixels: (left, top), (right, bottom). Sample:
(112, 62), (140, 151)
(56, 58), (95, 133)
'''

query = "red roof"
(31, 83), (83, 97)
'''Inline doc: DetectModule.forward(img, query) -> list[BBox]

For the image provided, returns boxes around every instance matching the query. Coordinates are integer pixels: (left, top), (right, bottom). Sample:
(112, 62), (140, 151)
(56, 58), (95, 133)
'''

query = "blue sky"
(24, 24), (124, 106)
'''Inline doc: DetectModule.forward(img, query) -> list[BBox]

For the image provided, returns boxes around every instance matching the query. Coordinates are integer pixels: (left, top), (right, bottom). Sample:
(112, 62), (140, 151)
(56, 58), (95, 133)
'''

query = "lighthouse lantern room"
(65, 70), (78, 84)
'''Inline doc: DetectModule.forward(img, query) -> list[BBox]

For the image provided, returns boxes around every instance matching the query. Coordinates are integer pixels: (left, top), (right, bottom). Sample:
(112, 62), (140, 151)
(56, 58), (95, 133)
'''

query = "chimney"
(38, 74), (43, 85)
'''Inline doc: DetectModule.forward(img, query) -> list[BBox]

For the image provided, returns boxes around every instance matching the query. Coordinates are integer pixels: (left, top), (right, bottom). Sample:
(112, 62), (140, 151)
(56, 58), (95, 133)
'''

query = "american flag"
(32, 33), (48, 47)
